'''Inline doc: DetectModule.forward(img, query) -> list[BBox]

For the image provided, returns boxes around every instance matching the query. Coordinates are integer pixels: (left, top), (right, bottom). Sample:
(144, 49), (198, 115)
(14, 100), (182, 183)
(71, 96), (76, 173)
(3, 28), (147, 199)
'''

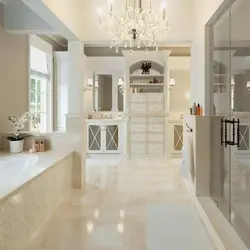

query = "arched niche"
(129, 60), (164, 75)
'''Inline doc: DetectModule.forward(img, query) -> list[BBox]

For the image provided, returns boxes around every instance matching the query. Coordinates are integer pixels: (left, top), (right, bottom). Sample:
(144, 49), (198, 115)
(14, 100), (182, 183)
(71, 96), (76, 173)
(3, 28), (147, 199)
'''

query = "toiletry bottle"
(192, 103), (197, 115)
(197, 103), (201, 116)
(190, 108), (192, 115)
(39, 140), (45, 152)
(35, 139), (40, 152)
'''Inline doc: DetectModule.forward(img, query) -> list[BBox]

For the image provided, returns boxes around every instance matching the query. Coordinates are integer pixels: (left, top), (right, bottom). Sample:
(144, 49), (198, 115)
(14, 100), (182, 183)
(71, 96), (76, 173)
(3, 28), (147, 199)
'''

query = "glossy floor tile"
(25, 157), (214, 250)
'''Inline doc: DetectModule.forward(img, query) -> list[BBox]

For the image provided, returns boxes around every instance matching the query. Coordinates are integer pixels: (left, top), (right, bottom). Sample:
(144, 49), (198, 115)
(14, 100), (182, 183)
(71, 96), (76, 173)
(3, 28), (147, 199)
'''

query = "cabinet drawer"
(131, 143), (146, 154)
(147, 123), (165, 132)
(130, 94), (146, 103)
(130, 103), (147, 113)
(147, 133), (164, 142)
(147, 117), (165, 123)
(147, 143), (165, 155)
(147, 94), (164, 103)
(130, 116), (146, 123)
(147, 103), (164, 112)
(130, 123), (146, 133)
(131, 133), (146, 142)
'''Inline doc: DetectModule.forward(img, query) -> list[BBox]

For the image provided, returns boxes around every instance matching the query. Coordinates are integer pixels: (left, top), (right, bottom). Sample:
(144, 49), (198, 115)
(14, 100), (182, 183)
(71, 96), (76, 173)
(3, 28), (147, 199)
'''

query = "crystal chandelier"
(98, 0), (168, 53)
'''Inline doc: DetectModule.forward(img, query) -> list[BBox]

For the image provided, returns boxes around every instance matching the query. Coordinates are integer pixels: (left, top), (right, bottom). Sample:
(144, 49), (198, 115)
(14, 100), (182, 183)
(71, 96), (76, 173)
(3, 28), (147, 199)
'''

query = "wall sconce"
(231, 76), (235, 88)
(118, 77), (125, 95)
(246, 81), (250, 91)
(168, 77), (175, 91)
(84, 77), (99, 92)
(184, 91), (190, 100)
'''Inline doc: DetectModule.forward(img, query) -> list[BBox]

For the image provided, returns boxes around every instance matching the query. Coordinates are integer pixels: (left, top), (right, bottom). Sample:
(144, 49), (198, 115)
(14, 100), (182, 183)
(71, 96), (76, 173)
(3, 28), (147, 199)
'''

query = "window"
(29, 37), (52, 133)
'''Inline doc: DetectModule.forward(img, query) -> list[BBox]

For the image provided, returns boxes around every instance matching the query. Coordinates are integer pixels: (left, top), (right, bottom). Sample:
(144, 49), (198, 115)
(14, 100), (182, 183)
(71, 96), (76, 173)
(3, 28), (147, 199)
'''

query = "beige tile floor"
(25, 157), (214, 250)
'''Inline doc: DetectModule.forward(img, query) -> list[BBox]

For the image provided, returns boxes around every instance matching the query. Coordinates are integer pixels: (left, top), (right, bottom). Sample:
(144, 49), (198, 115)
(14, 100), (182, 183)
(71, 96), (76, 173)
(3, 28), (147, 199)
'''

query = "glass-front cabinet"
(87, 121), (122, 154)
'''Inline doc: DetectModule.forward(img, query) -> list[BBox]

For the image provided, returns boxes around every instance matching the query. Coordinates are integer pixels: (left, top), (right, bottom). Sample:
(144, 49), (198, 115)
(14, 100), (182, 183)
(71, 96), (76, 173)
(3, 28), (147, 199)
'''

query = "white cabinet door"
(104, 125), (120, 153)
(130, 116), (147, 123)
(131, 133), (147, 142)
(147, 103), (164, 112)
(147, 123), (165, 133)
(147, 143), (165, 155)
(130, 103), (147, 113)
(130, 123), (147, 133)
(87, 125), (102, 153)
(147, 94), (164, 103)
(130, 143), (146, 154)
(130, 94), (147, 103)
(147, 133), (164, 142)
(147, 116), (165, 123)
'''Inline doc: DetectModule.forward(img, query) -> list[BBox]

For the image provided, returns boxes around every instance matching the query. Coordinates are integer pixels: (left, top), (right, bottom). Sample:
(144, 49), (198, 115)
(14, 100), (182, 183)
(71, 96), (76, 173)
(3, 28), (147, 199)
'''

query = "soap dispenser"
(192, 103), (197, 115)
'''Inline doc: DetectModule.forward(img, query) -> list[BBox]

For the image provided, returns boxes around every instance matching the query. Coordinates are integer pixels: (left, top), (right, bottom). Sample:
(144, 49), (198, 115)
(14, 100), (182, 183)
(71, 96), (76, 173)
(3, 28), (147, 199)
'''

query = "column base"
(66, 113), (86, 190)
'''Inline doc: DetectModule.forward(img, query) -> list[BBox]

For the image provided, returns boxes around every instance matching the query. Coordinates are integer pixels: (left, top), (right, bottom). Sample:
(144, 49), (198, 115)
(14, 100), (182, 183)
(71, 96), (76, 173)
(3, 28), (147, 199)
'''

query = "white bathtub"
(0, 149), (73, 200)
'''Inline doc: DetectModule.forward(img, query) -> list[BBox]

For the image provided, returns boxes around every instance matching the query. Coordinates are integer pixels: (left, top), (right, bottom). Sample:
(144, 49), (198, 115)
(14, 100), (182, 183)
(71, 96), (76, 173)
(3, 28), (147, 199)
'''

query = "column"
(66, 41), (86, 190)
(112, 74), (119, 112)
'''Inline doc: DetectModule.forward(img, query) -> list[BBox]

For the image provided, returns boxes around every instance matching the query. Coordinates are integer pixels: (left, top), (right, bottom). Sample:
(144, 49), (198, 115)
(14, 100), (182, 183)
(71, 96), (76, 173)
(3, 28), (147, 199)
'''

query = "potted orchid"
(7, 112), (38, 153)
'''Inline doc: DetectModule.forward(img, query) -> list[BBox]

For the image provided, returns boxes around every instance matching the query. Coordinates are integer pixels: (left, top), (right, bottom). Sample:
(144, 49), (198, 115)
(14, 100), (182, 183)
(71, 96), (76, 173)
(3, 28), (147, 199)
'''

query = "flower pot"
(9, 140), (24, 153)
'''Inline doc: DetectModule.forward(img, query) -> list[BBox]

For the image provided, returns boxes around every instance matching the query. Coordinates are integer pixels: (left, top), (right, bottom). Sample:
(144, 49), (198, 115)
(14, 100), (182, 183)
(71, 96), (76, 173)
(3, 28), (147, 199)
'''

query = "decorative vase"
(9, 140), (24, 153)
(141, 62), (152, 74)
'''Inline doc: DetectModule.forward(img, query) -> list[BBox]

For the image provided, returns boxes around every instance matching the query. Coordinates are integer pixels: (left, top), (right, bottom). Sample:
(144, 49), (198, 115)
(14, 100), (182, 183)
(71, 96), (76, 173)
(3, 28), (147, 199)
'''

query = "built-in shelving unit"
(122, 50), (169, 157)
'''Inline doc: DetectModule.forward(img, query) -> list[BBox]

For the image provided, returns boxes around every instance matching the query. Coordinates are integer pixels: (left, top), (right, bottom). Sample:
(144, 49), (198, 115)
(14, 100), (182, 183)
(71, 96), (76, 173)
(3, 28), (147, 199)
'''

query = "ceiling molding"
(84, 46), (190, 57)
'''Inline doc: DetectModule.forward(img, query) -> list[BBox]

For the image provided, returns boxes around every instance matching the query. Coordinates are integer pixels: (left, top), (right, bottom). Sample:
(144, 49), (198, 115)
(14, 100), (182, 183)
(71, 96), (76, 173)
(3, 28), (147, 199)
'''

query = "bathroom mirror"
(96, 74), (112, 111)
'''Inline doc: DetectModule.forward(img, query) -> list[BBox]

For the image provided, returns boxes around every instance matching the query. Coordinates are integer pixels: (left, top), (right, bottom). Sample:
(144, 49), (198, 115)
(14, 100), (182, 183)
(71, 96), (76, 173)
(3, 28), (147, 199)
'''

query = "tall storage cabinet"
(122, 50), (170, 157)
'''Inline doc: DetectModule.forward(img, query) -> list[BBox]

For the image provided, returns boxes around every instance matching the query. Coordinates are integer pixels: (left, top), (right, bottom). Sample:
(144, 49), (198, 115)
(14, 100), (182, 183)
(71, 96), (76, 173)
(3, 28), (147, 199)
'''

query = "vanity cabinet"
(167, 119), (183, 157)
(86, 120), (125, 154)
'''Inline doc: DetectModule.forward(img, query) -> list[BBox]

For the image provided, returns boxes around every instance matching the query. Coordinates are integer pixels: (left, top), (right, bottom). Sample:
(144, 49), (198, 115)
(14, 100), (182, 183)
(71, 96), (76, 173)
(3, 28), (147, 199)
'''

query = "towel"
(180, 133), (194, 183)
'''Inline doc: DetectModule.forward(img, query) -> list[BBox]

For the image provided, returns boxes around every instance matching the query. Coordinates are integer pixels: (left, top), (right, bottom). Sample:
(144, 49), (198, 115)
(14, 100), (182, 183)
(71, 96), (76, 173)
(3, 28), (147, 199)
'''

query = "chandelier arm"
(98, 1), (168, 50)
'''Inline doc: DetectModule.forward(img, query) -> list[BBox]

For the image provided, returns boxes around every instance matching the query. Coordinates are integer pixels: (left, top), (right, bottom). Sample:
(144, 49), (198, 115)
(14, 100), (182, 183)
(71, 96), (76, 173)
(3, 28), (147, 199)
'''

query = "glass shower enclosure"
(210, 0), (250, 247)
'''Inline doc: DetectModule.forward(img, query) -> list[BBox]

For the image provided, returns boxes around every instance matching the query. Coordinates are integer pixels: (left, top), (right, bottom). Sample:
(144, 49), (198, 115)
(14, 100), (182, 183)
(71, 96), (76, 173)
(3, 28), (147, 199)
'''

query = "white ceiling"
(81, 0), (194, 46)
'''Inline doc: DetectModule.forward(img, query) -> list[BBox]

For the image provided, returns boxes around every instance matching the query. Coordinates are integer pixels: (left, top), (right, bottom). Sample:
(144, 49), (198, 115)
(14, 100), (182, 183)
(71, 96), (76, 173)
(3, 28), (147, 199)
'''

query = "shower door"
(211, 1), (250, 247)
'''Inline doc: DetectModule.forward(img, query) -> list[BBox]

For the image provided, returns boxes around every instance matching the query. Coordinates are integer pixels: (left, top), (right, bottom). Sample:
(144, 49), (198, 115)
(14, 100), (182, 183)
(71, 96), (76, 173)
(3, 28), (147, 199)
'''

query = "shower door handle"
(221, 118), (240, 148)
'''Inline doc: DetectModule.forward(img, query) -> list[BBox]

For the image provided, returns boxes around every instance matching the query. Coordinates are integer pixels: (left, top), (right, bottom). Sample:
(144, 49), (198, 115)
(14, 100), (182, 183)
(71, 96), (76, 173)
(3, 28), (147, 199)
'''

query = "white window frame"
(29, 35), (53, 133)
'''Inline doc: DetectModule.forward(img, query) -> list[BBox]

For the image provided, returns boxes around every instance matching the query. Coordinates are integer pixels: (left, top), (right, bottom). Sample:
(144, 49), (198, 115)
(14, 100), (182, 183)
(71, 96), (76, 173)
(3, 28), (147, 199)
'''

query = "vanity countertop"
(86, 118), (126, 122)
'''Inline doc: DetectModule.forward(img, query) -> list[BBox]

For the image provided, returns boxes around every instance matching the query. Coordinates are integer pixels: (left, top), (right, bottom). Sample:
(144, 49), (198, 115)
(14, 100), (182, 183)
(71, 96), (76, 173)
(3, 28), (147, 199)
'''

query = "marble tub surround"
(25, 158), (216, 250)
(0, 152), (73, 250)
(0, 148), (74, 200)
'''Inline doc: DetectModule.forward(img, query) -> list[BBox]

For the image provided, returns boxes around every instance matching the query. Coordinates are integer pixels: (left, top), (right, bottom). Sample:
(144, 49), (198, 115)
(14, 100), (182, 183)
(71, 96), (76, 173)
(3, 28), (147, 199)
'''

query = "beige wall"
(0, 4), (29, 135)
(170, 70), (190, 113)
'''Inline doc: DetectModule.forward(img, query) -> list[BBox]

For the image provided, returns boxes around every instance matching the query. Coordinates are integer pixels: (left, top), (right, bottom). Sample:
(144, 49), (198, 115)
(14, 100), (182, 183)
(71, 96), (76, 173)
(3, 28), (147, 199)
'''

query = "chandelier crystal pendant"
(98, 0), (168, 53)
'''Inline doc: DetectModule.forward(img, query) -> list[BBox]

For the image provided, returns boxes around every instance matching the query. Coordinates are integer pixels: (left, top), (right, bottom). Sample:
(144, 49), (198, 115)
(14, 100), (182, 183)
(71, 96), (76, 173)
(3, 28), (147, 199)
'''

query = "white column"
(66, 41), (86, 190)
(124, 61), (129, 112)
(112, 74), (119, 112)
(67, 41), (84, 116)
